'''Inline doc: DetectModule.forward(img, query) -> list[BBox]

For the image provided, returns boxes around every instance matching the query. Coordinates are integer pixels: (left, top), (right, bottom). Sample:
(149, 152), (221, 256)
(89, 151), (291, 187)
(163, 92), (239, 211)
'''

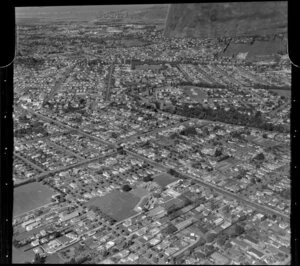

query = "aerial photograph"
(13, 2), (290, 264)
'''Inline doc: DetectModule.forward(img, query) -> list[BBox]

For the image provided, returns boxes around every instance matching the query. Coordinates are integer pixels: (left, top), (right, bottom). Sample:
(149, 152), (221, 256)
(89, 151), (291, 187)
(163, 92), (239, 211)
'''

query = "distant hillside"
(164, 2), (287, 38)
(132, 5), (168, 20)
(223, 38), (287, 61)
(16, 5), (165, 24)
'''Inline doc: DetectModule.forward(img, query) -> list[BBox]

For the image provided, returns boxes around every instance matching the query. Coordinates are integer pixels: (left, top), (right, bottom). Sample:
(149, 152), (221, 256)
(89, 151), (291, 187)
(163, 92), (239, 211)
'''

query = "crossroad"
(33, 151), (116, 182)
(17, 106), (289, 221)
(22, 106), (115, 149)
(125, 150), (289, 221)
(14, 152), (45, 173)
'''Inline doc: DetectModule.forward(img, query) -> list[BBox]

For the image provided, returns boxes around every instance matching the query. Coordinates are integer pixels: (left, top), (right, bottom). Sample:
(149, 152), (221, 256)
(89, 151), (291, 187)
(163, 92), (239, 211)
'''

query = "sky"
(16, 5), (158, 20)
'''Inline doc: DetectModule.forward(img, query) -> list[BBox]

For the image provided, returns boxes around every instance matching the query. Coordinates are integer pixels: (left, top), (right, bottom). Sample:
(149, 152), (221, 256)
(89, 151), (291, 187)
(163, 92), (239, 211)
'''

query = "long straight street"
(19, 106), (289, 221)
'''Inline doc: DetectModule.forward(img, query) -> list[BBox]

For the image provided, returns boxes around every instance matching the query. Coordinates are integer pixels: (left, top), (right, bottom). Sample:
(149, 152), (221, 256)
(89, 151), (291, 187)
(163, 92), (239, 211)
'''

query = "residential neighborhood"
(13, 4), (290, 265)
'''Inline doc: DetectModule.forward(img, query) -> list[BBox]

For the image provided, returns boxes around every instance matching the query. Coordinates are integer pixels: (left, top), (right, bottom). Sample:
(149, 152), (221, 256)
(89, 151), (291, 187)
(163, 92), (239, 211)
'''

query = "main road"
(33, 151), (116, 182)
(20, 105), (289, 221)
(105, 64), (114, 101)
(21, 106), (115, 149)
(125, 150), (289, 221)
(43, 62), (80, 105)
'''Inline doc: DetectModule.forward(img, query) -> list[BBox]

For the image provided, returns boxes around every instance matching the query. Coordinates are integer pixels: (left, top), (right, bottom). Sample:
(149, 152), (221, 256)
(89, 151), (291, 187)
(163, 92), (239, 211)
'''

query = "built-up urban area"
(13, 7), (290, 265)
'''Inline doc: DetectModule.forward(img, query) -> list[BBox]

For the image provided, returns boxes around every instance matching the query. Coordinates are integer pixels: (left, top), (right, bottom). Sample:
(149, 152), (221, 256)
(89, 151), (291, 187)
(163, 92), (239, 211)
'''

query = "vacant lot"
(153, 173), (177, 187)
(86, 191), (140, 221)
(13, 182), (55, 217)
(216, 157), (240, 171)
(252, 137), (279, 148)
(156, 137), (175, 147)
(270, 89), (291, 99)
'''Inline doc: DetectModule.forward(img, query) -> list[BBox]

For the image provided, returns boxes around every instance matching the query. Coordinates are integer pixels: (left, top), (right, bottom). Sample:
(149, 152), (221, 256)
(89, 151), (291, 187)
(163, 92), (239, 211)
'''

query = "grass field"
(12, 246), (35, 264)
(86, 190), (140, 221)
(13, 182), (55, 217)
(46, 252), (65, 264)
(182, 86), (208, 102)
(153, 173), (177, 187)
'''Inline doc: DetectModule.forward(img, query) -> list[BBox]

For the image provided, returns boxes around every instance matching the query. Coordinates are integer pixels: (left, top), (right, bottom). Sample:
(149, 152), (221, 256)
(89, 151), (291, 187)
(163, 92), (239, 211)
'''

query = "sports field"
(13, 182), (55, 217)
(153, 173), (177, 187)
(86, 190), (140, 221)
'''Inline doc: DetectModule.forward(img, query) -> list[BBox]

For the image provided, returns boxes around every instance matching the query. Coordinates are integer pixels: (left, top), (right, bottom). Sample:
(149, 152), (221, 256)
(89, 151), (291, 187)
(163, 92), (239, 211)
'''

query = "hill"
(164, 2), (287, 38)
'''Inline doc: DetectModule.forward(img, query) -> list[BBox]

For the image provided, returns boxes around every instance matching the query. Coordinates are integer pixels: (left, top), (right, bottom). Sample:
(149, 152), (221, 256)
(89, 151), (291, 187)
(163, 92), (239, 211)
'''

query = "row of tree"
(167, 103), (288, 133)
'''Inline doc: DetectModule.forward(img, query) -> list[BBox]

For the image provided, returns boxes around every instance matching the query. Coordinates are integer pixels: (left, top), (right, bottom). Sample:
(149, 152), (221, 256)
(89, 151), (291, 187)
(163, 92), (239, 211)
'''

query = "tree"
(206, 244), (215, 254)
(65, 258), (77, 264)
(234, 224), (245, 236)
(111, 132), (119, 139)
(153, 192), (161, 198)
(170, 132), (179, 139)
(153, 257), (159, 263)
(53, 231), (62, 238)
(255, 152), (265, 161)
(166, 203), (179, 215)
(33, 254), (46, 264)
(217, 234), (229, 246)
(167, 168), (177, 177)
(180, 126), (197, 136)
(214, 148), (223, 157)
(206, 233), (217, 243)
(255, 110), (262, 119)
(164, 223), (178, 235)
(111, 247), (119, 254)
(122, 184), (132, 192)
(197, 237), (206, 246)
(180, 195), (192, 207)
(143, 175), (153, 182)
(102, 250), (110, 258)
(13, 239), (21, 248)
(280, 188), (290, 200)
(224, 242), (233, 250)
(117, 146), (126, 154)
(238, 215), (248, 222)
